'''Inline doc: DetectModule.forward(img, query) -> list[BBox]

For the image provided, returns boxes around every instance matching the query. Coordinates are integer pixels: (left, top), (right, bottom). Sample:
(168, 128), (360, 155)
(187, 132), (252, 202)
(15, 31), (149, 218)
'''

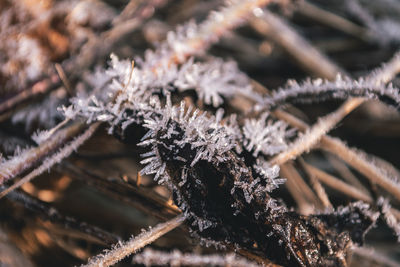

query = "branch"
(82, 214), (185, 267)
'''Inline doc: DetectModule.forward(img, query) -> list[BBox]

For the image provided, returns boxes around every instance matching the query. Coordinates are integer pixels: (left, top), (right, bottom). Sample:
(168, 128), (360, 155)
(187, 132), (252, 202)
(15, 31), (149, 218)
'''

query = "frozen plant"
(138, 95), (241, 184)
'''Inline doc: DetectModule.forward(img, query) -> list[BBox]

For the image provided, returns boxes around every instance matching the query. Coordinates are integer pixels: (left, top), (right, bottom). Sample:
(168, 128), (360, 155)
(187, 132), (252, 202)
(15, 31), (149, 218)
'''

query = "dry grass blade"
(269, 97), (364, 165)
(301, 161), (373, 203)
(0, 121), (85, 184)
(83, 214), (185, 267)
(0, 122), (100, 199)
(321, 137), (400, 202)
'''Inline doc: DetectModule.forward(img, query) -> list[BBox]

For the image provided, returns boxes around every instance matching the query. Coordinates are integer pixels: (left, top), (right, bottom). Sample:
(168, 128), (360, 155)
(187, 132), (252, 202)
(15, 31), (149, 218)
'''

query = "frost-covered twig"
(83, 214), (185, 267)
(132, 248), (261, 267)
(263, 74), (400, 110)
(269, 97), (364, 165)
(0, 121), (85, 185)
(377, 197), (400, 242)
(269, 51), (400, 165)
(274, 108), (400, 203)
(0, 122), (100, 198)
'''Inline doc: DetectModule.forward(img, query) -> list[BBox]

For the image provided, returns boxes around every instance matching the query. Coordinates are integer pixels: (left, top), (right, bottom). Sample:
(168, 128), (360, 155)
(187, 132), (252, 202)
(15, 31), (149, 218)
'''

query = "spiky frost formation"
(62, 54), (256, 130)
(138, 96), (241, 184)
(263, 74), (400, 110)
(175, 57), (252, 107)
(243, 112), (295, 157)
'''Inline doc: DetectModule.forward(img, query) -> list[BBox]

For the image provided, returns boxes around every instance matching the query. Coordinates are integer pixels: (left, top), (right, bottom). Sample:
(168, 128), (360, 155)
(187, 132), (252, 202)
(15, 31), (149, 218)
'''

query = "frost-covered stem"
(270, 51), (400, 166)
(0, 122), (100, 199)
(368, 51), (400, 85)
(377, 197), (400, 241)
(320, 137), (400, 202)
(83, 214), (185, 267)
(302, 161), (373, 203)
(269, 98), (364, 165)
(0, 121), (85, 185)
(250, 9), (345, 80)
(132, 248), (261, 267)
(152, 0), (277, 67)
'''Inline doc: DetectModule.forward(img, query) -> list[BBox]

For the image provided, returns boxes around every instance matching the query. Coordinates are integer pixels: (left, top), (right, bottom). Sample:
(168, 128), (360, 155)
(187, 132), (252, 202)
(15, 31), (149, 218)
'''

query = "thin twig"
(300, 158), (333, 208)
(250, 9), (345, 80)
(269, 97), (364, 165)
(301, 161), (373, 203)
(280, 163), (320, 214)
(82, 214), (185, 267)
(320, 137), (400, 202)
(296, 1), (372, 42)
(0, 122), (100, 199)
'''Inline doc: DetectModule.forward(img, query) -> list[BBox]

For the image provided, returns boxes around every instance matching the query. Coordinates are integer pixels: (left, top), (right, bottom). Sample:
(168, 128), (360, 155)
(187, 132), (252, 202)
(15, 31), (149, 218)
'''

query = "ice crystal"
(253, 159), (286, 191)
(138, 95), (240, 184)
(231, 160), (285, 204)
(175, 57), (252, 107)
(243, 112), (295, 157)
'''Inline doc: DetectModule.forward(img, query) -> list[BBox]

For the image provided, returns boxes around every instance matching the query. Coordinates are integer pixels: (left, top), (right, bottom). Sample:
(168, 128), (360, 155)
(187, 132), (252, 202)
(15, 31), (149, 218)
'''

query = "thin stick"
(0, 122), (100, 199)
(55, 63), (73, 95)
(280, 163), (319, 214)
(301, 161), (373, 203)
(83, 214), (185, 267)
(269, 98), (364, 165)
(300, 158), (332, 208)
(0, 121), (85, 184)
(296, 1), (372, 42)
(325, 153), (370, 195)
(250, 9), (345, 80)
(320, 137), (400, 202)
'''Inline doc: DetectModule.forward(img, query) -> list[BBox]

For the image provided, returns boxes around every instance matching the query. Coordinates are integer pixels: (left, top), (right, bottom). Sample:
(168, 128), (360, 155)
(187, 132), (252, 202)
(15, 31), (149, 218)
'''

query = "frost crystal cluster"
(138, 96), (241, 184)
(243, 112), (295, 157)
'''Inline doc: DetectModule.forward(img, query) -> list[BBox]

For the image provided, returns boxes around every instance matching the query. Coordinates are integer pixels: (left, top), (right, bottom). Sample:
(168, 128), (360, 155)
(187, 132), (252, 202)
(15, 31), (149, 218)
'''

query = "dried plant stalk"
(0, 121), (85, 184)
(83, 214), (185, 267)
(0, 122), (100, 198)
(250, 9), (344, 79)
(321, 137), (400, 202)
